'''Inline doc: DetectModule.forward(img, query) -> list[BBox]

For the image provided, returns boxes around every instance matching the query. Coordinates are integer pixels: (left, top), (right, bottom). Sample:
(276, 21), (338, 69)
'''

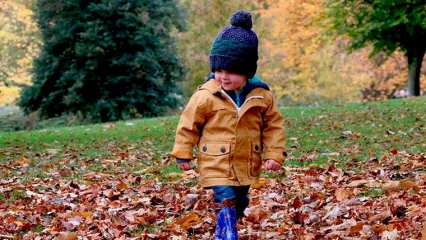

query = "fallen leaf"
(47, 148), (60, 155)
(58, 168), (73, 177)
(292, 196), (302, 209)
(381, 229), (399, 240)
(175, 212), (202, 230)
(292, 211), (308, 225)
(117, 181), (129, 191)
(251, 178), (268, 189)
(15, 157), (30, 166)
(349, 222), (364, 234)
(335, 188), (352, 201)
(56, 232), (78, 240)
(348, 179), (369, 187)
(382, 181), (400, 193)
(183, 194), (199, 208)
(74, 211), (93, 221)
(323, 206), (343, 220)
(399, 180), (419, 191)
(369, 210), (392, 223)
(245, 206), (268, 224)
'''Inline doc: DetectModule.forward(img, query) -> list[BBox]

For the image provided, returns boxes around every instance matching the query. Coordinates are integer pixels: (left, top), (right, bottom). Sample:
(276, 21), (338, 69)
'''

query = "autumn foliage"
(1, 0), (425, 107)
(1, 151), (425, 238)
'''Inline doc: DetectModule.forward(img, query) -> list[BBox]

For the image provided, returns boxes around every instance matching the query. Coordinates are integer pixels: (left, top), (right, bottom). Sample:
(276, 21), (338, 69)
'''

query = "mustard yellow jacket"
(172, 78), (286, 187)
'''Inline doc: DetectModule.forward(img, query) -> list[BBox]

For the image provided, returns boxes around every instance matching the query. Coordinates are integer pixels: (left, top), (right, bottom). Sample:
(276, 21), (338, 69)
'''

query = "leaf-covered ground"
(1, 97), (425, 239)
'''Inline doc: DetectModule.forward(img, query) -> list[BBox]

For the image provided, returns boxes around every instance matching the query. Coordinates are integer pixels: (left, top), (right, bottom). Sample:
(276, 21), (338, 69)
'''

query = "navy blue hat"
(209, 10), (259, 78)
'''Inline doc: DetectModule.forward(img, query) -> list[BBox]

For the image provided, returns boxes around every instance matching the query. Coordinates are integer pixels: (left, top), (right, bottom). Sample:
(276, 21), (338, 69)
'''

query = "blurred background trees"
(0, 0), (39, 104)
(18, 0), (184, 121)
(326, 0), (426, 97)
(0, 0), (425, 121)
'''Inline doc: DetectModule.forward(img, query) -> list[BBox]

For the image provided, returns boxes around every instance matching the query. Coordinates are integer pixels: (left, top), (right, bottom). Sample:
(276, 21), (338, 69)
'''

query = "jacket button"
(255, 145), (259, 151)
(202, 146), (207, 152)
(220, 146), (226, 153)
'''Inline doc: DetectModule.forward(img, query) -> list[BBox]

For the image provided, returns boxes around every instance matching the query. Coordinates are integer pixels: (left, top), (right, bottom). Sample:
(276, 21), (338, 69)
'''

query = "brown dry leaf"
(399, 179), (419, 191)
(245, 206), (268, 224)
(15, 157), (30, 166)
(382, 181), (400, 193)
(74, 211), (93, 221)
(292, 211), (309, 225)
(348, 179), (370, 187)
(369, 210), (392, 223)
(292, 196), (302, 209)
(349, 222), (364, 234)
(422, 220), (426, 240)
(56, 232), (78, 240)
(117, 181), (129, 191)
(58, 168), (73, 177)
(175, 212), (202, 230)
(335, 188), (352, 201)
(124, 211), (136, 224)
(381, 229), (399, 240)
(251, 178), (268, 189)
(183, 194), (199, 208)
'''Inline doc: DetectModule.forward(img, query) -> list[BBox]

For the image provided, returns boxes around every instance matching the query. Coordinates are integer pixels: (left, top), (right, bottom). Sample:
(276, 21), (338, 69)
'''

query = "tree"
(326, 0), (426, 96)
(0, 0), (39, 105)
(19, 0), (184, 121)
(259, 0), (374, 104)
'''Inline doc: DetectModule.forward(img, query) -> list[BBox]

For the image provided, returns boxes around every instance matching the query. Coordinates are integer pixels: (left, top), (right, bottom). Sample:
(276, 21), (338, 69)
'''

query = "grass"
(0, 96), (425, 182)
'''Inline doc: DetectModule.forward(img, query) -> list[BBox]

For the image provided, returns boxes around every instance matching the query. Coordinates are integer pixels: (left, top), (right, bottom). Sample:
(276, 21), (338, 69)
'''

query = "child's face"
(215, 69), (248, 91)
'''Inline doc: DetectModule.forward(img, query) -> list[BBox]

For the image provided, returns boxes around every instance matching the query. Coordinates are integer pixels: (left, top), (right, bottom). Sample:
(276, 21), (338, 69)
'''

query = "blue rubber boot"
(215, 207), (238, 240)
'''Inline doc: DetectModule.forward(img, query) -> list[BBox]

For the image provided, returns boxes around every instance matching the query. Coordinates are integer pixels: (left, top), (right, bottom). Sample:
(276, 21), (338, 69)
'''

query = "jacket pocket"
(198, 142), (231, 178)
(249, 142), (262, 177)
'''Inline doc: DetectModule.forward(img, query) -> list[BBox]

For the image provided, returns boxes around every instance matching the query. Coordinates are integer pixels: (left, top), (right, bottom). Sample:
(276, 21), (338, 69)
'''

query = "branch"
(0, 69), (10, 79)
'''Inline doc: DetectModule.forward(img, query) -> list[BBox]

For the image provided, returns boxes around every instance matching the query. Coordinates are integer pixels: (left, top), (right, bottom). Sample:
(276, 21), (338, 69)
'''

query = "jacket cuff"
(263, 150), (287, 164)
(176, 158), (191, 164)
(171, 143), (194, 160)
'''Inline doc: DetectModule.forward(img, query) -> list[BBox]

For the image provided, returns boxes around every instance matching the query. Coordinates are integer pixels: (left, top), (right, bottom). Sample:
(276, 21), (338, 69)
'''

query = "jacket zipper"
(220, 90), (264, 119)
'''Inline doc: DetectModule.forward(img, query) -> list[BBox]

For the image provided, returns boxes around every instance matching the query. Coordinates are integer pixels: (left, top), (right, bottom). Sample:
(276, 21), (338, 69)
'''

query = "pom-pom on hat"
(209, 10), (258, 78)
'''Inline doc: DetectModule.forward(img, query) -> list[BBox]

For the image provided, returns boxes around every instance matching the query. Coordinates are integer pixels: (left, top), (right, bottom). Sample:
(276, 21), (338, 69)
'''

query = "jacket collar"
(198, 78), (222, 94)
(199, 75), (270, 95)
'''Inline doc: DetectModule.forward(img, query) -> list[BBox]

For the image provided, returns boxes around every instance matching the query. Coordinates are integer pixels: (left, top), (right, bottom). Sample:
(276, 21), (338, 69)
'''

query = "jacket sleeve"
(262, 93), (286, 164)
(171, 91), (207, 160)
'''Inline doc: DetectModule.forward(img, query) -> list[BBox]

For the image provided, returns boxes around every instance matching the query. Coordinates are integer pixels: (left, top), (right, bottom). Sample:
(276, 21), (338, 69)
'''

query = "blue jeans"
(211, 185), (250, 219)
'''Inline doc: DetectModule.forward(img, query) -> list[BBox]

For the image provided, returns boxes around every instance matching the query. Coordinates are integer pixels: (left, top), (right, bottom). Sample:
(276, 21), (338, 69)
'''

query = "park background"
(0, 0), (425, 239)
(1, 0), (425, 124)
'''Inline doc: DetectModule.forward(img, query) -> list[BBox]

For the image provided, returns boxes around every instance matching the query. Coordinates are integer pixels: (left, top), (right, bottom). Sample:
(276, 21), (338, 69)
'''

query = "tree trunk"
(406, 46), (425, 96)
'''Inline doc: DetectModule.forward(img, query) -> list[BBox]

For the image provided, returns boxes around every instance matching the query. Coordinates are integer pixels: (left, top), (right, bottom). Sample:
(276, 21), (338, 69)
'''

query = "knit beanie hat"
(209, 10), (259, 79)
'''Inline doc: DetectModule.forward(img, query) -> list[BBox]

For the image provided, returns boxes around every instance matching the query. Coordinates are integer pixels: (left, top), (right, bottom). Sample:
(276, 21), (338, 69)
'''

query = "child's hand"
(264, 159), (282, 171)
(177, 161), (192, 171)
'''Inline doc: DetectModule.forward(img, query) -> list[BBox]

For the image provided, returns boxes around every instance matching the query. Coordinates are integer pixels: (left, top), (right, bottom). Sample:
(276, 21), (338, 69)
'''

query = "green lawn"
(1, 96), (425, 182)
